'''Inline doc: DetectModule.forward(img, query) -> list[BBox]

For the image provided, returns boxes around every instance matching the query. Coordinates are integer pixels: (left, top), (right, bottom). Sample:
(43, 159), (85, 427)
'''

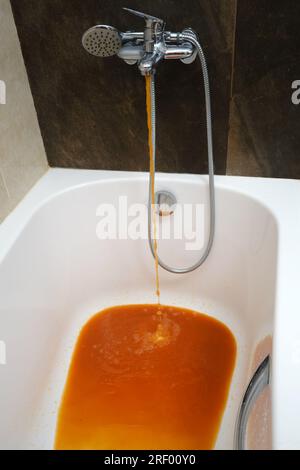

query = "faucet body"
(119, 8), (197, 75)
(81, 8), (216, 274)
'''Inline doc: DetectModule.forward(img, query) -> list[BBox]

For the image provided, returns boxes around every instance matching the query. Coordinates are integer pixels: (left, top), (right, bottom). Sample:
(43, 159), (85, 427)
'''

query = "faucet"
(82, 7), (197, 75)
(82, 7), (216, 274)
(122, 8), (166, 75)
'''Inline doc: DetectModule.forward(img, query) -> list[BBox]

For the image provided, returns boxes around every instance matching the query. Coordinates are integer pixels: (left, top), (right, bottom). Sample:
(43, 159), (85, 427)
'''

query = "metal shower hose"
(148, 33), (216, 274)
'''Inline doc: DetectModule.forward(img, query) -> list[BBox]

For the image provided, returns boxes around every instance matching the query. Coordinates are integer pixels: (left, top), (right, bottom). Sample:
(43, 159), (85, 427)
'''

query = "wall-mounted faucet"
(82, 7), (197, 75)
(82, 7), (215, 275)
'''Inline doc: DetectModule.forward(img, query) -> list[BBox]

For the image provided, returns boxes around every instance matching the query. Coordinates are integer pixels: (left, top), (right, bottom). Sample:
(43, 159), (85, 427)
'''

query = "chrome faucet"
(82, 7), (197, 75)
(82, 7), (216, 275)
(123, 7), (166, 75)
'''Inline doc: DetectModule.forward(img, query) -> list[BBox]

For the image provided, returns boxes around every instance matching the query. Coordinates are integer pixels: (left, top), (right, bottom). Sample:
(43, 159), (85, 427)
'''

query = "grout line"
(226, 0), (238, 175)
(0, 167), (11, 199)
(230, 0), (238, 99)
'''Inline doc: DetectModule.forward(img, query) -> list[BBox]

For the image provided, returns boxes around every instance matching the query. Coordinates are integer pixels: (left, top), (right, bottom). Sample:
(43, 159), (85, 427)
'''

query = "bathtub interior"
(0, 177), (278, 449)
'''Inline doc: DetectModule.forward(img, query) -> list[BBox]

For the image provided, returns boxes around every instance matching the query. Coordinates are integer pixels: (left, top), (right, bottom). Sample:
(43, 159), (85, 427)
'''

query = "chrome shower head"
(82, 25), (122, 57)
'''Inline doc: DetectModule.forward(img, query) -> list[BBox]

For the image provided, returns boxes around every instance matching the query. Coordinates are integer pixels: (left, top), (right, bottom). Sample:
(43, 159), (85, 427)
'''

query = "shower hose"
(148, 32), (216, 274)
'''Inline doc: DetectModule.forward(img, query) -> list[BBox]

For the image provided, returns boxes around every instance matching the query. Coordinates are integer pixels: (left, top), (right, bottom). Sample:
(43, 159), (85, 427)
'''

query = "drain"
(155, 191), (177, 217)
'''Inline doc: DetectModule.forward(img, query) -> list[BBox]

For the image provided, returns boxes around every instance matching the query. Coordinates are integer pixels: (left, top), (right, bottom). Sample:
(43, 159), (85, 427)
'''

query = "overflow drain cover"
(155, 191), (177, 217)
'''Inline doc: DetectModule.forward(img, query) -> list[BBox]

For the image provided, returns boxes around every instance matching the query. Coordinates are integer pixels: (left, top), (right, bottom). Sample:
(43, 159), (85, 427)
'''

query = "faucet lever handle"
(123, 7), (164, 28)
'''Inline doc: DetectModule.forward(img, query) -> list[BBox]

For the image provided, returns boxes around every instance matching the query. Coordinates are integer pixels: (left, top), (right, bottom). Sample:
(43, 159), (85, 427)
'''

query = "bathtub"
(0, 168), (299, 450)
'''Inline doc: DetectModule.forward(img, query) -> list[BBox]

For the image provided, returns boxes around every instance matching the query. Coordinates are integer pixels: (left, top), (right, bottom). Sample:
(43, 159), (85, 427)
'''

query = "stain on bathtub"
(55, 304), (236, 450)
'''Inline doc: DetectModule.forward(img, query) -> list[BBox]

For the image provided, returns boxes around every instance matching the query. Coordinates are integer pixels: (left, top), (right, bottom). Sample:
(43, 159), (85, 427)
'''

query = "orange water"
(55, 304), (236, 450)
(145, 75), (160, 303)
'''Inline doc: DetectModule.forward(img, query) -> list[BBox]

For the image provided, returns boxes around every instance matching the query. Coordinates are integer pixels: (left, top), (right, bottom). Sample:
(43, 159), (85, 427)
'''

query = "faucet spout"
(138, 47), (165, 76)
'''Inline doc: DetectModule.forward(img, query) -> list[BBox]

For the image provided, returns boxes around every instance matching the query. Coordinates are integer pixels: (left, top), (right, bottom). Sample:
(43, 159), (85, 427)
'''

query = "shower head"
(82, 25), (122, 57)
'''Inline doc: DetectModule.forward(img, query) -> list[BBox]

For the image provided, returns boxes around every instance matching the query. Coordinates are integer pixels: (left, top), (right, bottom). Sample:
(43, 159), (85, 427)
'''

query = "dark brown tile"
(10, 0), (235, 174)
(227, 0), (300, 178)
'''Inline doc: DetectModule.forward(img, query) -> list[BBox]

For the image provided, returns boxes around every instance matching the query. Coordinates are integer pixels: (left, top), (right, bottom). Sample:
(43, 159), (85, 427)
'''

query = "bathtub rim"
(0, 168), (285, 264)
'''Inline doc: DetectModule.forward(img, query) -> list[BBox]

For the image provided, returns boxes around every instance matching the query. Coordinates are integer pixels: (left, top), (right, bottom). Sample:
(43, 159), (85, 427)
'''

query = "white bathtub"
(0, 168), (299, 450)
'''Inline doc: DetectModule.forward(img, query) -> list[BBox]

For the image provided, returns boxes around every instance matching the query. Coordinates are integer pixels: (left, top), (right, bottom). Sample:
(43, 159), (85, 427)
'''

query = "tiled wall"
(10, 0), (236, 175)
(227, 0), (300, 179)
(1, 0), (299, 224)
(0, 0), (48, 222)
